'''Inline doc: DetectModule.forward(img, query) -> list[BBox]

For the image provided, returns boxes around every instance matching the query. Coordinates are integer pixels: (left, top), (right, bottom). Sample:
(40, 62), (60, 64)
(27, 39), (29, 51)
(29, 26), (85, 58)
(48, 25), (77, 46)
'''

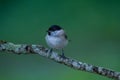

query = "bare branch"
(0, 40), (120, 80)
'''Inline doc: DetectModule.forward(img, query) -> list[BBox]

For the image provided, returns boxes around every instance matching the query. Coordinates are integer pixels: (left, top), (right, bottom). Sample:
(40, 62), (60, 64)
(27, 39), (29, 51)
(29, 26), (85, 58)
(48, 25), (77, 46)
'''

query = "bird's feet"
(50, 48), (53, 53)
(60, 53), (66, 59)
(47, 48), (53, 54)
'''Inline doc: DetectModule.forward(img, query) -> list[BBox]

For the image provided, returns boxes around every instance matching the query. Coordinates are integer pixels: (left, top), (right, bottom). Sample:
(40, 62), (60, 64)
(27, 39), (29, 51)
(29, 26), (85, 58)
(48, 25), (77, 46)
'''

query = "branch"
(0, 40), (120, 80)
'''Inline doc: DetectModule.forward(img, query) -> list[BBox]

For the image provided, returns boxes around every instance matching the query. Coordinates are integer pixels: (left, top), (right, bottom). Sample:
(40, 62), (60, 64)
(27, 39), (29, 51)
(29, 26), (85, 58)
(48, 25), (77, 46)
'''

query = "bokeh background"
(0, 0), (120, 80)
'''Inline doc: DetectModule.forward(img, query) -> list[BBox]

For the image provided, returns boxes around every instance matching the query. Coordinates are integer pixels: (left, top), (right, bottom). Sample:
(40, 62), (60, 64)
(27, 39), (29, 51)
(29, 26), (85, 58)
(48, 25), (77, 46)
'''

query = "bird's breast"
(45, 35), (68, 49)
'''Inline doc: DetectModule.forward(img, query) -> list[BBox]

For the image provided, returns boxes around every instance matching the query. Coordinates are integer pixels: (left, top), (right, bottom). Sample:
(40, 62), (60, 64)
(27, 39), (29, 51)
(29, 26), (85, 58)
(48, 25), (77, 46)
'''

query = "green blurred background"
(0, 0), (120, 80)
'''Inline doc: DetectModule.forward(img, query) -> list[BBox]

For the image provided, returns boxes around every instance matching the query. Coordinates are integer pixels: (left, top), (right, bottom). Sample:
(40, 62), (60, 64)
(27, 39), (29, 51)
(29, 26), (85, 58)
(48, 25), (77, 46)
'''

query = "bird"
(45, 25), (68, 58)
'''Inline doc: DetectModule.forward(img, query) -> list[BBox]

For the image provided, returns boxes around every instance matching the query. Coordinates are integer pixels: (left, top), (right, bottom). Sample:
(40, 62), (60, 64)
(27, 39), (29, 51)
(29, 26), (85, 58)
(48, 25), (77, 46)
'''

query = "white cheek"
(56, 30), (65, 36)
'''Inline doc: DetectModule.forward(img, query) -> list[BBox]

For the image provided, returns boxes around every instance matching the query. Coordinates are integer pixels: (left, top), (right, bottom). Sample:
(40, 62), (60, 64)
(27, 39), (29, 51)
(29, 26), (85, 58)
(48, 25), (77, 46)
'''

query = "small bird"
(45, 25), (68, 57)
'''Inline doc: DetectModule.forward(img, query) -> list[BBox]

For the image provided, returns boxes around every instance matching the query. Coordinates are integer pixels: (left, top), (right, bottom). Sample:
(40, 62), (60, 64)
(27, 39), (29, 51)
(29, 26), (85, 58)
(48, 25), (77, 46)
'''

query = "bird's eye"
(48, 31), (51, 35)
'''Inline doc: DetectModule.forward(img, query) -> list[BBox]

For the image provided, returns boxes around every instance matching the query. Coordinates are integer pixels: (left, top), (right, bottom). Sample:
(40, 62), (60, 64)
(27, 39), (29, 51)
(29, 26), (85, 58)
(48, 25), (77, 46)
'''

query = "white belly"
(45, 35), (68, 49)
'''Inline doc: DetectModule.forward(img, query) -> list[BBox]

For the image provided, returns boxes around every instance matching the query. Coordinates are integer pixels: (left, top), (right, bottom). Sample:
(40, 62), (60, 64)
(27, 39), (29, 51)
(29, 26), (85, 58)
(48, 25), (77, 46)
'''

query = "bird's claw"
(60, 53), (66, 59)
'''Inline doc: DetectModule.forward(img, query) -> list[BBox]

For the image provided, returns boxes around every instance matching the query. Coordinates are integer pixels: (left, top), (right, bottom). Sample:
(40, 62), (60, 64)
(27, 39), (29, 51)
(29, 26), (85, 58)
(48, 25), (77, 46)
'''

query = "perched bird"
(45, 25), (68, 57)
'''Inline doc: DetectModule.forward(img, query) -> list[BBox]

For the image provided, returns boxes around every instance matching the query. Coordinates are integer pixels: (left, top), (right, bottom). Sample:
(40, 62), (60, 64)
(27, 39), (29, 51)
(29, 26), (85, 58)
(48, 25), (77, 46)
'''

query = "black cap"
(48, 25), (62, 31)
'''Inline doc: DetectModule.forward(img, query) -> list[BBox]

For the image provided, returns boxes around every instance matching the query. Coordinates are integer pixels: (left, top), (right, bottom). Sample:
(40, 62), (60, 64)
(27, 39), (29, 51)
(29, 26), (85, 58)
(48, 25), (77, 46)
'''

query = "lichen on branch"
(0, 40), (120, 80)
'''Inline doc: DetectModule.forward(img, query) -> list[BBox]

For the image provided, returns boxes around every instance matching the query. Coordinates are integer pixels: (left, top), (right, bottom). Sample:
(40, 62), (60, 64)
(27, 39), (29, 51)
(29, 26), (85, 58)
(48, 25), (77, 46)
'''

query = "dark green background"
(0, 0), (120, 80)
